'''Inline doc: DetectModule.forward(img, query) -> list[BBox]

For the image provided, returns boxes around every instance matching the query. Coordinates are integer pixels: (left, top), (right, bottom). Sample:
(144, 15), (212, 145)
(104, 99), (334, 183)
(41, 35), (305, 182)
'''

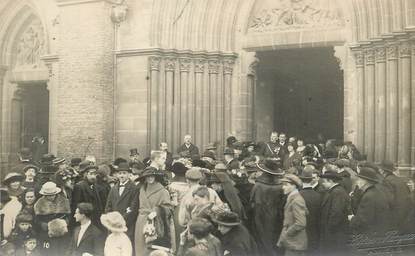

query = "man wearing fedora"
(105, 162), (139, 240)
(278, 174), (308, 256)
(250, 158), (285, 256)
(319, 169), (350, 256)
(68, 202), (104, 256)
(72, 166), (107, 230)
(213, 211), (258, 256)
(377, 160), (412, 232)
(177, 135), (200, 160)
(299, 166), (322, 256)
(349, 167), (392, 235)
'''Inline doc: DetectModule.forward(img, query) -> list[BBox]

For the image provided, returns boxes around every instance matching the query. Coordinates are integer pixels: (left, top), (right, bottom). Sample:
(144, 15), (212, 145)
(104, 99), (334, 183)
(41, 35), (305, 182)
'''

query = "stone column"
(194, 59), (205, 146)
(179, 57), (191, 142)
(149, 56), (161, 151)
(42, 55), (59, 155)
(412, 40), (415, 166)
(208, 59), (219, 144)
(0, 65), (7, 167)
(56, 0), (114, 161)
(386, 44), (399, 162)
(364, 49), (375, 161)
(164, 57), (175, 150)
(223, 59), (234, 141)
(246, 58), (258, 141)
(375, 47), (386, 162)
(398, 41), (411, 165)
(353, 51), (365, 153)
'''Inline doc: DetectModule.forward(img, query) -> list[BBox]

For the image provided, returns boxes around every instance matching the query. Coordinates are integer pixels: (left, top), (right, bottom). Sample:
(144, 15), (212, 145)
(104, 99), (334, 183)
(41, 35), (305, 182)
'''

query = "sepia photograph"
(1, 0), (415, 255)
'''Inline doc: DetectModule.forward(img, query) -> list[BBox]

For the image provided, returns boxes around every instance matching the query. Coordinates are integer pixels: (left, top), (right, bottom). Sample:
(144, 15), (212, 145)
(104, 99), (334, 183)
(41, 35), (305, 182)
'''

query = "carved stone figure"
(15, 19), (44, 68)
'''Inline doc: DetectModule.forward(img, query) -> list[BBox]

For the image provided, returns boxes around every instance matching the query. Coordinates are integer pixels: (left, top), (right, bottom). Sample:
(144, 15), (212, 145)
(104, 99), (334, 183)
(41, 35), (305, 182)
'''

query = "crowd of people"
(1, 132), (415, 256)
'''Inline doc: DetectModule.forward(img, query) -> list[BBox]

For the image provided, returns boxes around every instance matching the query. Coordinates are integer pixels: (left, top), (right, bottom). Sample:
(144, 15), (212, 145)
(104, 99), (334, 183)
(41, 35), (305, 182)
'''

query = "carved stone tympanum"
(15, 19), (45, 69)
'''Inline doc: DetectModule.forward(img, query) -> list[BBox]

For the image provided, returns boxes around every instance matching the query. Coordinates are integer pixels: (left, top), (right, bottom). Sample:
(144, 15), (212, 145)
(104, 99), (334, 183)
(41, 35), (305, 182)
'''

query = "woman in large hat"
(1, 173), (24, 239)
(134, 167), (174, 256)
(101, 211), (132, 256)
(33, 181), (71, 253)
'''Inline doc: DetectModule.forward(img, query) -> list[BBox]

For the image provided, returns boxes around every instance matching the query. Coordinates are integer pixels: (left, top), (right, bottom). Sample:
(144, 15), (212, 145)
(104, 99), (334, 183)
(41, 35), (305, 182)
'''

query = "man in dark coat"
(105, 162), (139, 239)
(299, 166), (322, 256)
(319, 170), (350, 256)
(378, 160), (412, 233)
(250, 159), (285, 256)
(214, 211), (258, 256)
(160, 142), (174, 170)
(257, 131), (280, 159)
(349, 167), (392, 235)
(72, 166), (107, 230)
(68, 203), (104, 256)
(177, 134), (200, 160)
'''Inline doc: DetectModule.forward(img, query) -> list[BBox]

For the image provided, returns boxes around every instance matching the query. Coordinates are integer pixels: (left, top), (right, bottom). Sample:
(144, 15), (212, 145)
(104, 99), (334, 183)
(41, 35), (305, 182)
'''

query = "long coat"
(105, 180), (140, 238)
(277, 190), (308, 251)
(383, 173), (412, 231)
(67, 223), (105, 256)
(220, 224), (258, 256)
(250, 173), (285, 256)
(177, 144), (200, 160)
(72, 180), (107, 229)
(319, 184), (350, 255)
(299, 187), (322, 254)
(350, 184), (392, 235)
(134, 182), (172, 256)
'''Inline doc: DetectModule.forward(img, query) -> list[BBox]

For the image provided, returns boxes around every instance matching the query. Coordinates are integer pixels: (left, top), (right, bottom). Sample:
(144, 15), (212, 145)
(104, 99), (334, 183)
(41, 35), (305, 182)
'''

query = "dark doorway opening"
(20, 84), (49, 157)
(255, 47), (344, 142)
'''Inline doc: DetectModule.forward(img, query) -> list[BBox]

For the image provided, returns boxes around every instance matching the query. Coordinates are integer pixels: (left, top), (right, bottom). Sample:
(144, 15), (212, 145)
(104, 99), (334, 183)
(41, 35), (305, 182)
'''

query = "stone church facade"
(0, 0), (415, 173)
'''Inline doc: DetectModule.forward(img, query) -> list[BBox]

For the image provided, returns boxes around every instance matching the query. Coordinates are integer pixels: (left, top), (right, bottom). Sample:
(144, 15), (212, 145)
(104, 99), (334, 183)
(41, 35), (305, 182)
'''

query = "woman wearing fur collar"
(33, 182), (71, 254)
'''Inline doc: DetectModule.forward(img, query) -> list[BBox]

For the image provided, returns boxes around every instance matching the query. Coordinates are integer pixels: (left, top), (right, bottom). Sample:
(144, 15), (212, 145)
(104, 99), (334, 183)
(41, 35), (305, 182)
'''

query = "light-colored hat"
(101, 211), (128, 233)
(39, 181), (61, 195)
(3, 172), (24, 185)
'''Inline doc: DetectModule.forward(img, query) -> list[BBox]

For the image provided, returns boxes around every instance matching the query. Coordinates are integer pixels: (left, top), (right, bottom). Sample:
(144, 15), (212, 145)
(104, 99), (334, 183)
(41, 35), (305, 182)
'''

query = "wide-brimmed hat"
(280, 174), (303, 188)
(378, 160), (395, 173)
(202, 150), (216, 160)
(357, 167), (379, 183)
(3, 172), (24, 185)
(52, 157), (65, 165)
(22, 165), (39, 174)
(257, 158), (284, 175)
(70, 158), (82, 167)
(16, 213), (33, 224)
(320, 170), (342, 181)
(83, 165), (98, 174)
(39, 154), (56, 166)
(205, 142), (217, 150)
(171, 162), (188, 176)
(113, 162), (131, 173)
(298, 165), (314, 181)
(101, 211), (128, 233)
(185, 168), (203, 180)
(212, 211), (241, 226)
(137, 167), (164, 181)
(214, 163), (227, 172)
(39, 181), (61, 195)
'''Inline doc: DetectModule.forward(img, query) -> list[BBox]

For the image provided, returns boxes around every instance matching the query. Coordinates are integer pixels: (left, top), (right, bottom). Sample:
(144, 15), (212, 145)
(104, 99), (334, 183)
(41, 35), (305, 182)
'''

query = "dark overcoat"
(299, 187), (322, 254)
(67, 223), (105, 256)
(250, 173), (285, 256)
(383, 173), (412, 231)
(177, 143), (200, 160)
(350, 184), (392, 235)
(319, 184), (350, 255)
(220, 224), (258, 256)
(72, 180), (107, 228)
(105, 180), (140, 237)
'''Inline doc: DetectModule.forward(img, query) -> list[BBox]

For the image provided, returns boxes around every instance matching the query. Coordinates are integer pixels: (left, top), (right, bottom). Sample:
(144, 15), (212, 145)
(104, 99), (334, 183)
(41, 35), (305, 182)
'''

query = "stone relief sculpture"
(248, 0), (343, 32)
(16, 20), (44, 68)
